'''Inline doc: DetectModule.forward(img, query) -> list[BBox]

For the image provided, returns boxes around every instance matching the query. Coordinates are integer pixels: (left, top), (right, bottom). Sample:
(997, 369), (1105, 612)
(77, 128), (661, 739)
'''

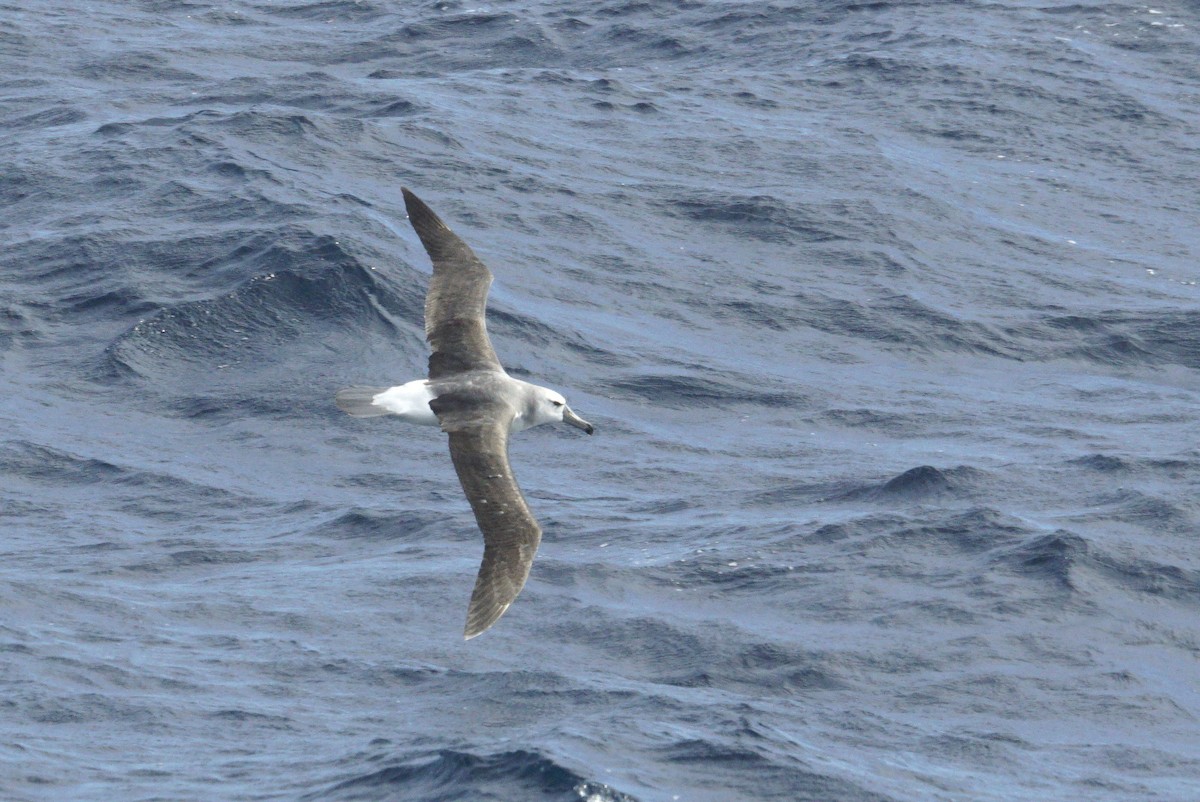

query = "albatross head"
(525, 386), (594, 434)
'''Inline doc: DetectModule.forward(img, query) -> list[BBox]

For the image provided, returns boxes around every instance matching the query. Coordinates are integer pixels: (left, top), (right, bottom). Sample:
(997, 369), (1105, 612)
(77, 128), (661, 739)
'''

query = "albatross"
(336, 188), (594, 639)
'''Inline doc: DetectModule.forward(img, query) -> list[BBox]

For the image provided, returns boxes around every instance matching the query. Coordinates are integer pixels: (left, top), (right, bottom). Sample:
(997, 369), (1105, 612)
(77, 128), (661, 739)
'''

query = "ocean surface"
(3, 1), (1200, 800)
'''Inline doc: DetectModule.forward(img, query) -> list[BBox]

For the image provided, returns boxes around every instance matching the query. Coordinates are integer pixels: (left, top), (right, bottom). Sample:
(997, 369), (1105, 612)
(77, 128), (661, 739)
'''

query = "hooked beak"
(562, 405), (595, 435)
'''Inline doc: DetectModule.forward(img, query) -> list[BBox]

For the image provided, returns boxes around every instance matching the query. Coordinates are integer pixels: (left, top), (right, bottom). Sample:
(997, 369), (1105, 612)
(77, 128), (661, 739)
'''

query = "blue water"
(4, 1), (1200, 800)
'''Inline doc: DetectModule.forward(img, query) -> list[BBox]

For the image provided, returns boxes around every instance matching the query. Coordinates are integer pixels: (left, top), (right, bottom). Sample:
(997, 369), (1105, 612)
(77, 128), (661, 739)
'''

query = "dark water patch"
(367, 12), (565, 73)
(121, 542), (275, 574)
(607, 372), (802, 408)
(143, 179), (305, 228)
(878, 465), (952, 497)
(108, 465), (276, 521)
(881, 507), (1028, 555)
(6, 232), (160, 307)
(361, 98), (418, 118)
(1105, 490), (1194, 530)
(444, 668), (578, 697)
(161, 388), (353, 420)
(192, 6), (256, 25)
(799, 514), (910, 546)
(101, 232), (421, 384)
(93, 121), (136, 137)
(76, 51), (200, 83)
(1059, 487), (1197, 535)
(602, 25), (697, 60)
(308, 509), (447, 542)
(760, 465), (989, 507)
(315, 659), (447, 689)
(64, 288), (158, 320)
(0, 442), (125, 486)
(1138, 457), (1197, 478)
(165, 548), (260, 567)
(659, 738), (769, 765)
(1026, 310), (1200, 368)
(1068, 453), (1131, 473)
(662, 192), (832, 244)
(920, 729), (1029, 769)
(70, 541), (126, 553)
(998, 530), (1200, 604)
(545, 614), (707, 674)
(207, 708), (295, 728)
(664, 557), (810, 599)
(714, 290), (1013, 357)
(211, 109), (319, 143)
(1, 104), (87, 132)
(531, 71), (625, 94)
(659, 737), (896, 802)
(0, 165), (49, 207)
(628, 498), (694, 515)
(315, 748), (629, 802)
(547, 613), (849, 695)
(25, 692), (166, 726)
(3, 244), (155, 347)
(715, 299), (793, 333)
(996, 531), (1089, 593)
(804, 294), (1010, 357)
(0, 27), (32, 57)
(820, 406), (920, 433)
(259, 0), (390, 22)
(731, 89), (778, 108)
(1101, 556), (1200, 604)
(485, 307), (617, 367)
(93, 108), (223, 133)
(657, 639), (850, 694)
(753, 477), (873, 507)
(0, 303), (41, 350)
(867, 464), (989, 502)
(169, 72), (336, 111)
(795, 508), (1028, 566)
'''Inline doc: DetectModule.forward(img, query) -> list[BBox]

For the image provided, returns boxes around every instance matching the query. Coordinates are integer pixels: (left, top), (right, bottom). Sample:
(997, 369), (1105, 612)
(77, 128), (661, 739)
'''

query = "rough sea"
(3, 1), (1200, 800)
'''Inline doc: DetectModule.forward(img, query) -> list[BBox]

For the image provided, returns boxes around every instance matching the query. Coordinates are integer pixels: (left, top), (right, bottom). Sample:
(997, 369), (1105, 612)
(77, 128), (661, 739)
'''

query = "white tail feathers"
(335, 386), (391, 417)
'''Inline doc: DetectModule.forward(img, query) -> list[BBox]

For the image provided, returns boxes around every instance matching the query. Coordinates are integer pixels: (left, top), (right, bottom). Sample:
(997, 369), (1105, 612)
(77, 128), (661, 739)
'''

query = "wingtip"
(401, 187), (455, 245)
(462, 601), (512, 641)
(402, 186), (433, 221)
(401, 186), (418, 217)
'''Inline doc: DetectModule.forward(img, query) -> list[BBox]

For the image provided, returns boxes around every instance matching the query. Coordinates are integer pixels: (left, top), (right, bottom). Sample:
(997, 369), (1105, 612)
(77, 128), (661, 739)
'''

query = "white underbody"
(367, 376), (555, 432)
(370, 380), (440, 426)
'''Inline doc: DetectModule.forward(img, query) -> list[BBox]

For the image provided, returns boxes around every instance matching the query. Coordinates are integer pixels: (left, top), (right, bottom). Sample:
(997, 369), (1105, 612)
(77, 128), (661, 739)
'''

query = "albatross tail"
(335, 386), (392, 418)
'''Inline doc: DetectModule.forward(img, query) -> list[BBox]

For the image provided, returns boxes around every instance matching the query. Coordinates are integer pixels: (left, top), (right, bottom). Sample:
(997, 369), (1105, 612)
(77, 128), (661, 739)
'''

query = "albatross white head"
(516, 384), (595, 434)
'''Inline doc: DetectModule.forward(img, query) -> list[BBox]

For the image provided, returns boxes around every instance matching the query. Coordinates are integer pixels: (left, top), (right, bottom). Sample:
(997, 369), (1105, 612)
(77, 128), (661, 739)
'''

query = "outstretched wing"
(440, 419), (543, 639)
(402, 188), (503, 380)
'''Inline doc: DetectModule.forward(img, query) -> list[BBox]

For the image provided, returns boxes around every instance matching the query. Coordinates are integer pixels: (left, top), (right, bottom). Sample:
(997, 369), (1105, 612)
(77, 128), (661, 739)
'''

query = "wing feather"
(402, 188), (503, 379)
(442, 420), (542, 639)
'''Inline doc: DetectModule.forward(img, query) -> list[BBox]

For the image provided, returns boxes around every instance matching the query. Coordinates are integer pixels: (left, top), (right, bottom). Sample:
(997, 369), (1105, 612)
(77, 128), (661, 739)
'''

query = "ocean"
(3, 1), (1199, 799)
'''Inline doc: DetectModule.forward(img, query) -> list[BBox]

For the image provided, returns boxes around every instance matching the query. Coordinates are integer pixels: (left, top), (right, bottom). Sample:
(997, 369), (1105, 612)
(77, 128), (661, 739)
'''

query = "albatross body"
(336, 188), (594, 639)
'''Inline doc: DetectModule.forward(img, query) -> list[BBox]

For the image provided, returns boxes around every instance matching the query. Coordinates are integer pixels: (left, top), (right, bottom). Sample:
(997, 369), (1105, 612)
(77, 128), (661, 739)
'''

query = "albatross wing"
(402, 187), (503, 380)
(437, 416), (543, 639)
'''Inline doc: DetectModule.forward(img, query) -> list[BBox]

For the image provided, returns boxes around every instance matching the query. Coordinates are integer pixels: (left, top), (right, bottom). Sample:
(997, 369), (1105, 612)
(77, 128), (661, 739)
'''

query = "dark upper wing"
(402, 188), (503, 380)
(442, 421), (543, 639)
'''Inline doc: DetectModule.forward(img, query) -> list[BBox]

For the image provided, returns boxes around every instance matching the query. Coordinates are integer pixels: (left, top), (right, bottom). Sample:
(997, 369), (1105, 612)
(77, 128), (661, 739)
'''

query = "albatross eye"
(552, 400), (564, 407)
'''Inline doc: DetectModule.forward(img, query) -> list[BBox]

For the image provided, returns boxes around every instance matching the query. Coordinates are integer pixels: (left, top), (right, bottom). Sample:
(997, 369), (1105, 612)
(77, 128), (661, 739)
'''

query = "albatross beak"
(562, 405), (594, 435)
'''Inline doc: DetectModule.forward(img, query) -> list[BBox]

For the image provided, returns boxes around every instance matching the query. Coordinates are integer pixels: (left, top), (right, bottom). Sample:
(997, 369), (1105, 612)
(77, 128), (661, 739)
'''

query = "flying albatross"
(336, 188), (594, 639)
